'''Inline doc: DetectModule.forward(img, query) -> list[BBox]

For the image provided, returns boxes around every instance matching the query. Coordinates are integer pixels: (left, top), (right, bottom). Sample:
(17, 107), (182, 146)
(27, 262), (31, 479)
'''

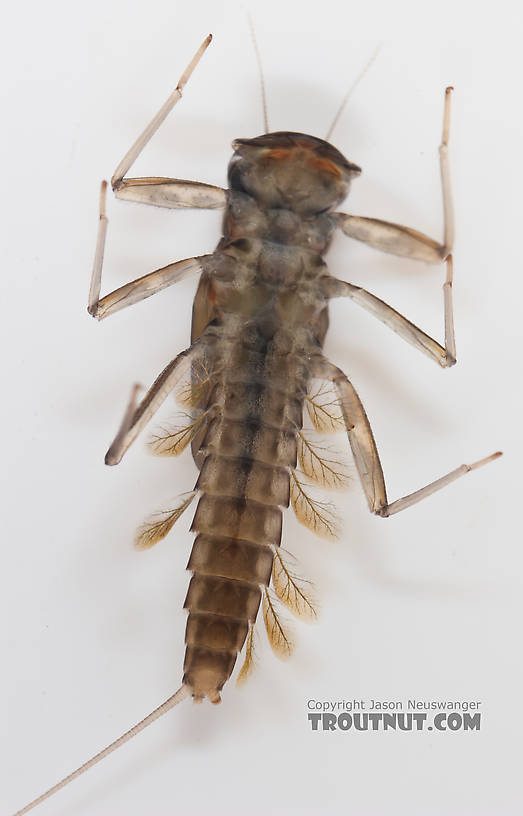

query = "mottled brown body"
(16, 40), (501, 816)
(183, 133), (360, 701)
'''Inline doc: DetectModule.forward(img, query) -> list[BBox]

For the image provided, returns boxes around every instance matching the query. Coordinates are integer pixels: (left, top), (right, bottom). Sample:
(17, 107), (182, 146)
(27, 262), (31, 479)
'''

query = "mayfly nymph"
(12, 33), (501, 816)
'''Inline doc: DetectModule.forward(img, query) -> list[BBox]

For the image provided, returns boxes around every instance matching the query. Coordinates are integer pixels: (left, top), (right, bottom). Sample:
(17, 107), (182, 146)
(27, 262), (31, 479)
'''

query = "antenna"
(12, 685), (190, 815)
(325, 43), (382, 142)
(248, 14), (269, 133)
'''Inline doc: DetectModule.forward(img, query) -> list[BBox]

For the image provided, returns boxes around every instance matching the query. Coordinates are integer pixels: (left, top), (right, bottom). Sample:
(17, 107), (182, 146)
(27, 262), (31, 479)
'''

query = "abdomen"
(183, 324), (310, 701)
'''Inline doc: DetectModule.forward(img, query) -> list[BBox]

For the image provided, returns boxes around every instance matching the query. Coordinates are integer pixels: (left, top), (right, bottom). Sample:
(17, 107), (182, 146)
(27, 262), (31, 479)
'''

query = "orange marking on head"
(307, 156), (342, 177)
(266, 146), (342, 178)
(267, 147), (292, 161)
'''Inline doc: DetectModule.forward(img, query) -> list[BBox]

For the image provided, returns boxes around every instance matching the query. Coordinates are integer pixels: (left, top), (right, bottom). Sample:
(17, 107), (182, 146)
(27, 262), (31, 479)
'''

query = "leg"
(88, 181), (212, 320)
(336, 87), (453, 261)
(105, 344), (201, 465)
(314, 358), (501, 517)
(88, 37), (226, 319)
(334, 89), (455, 365)
(114, 177), (226, 210)
(111, 34), (213, 190)
(109, 34), (226, 208)
(324, 257), (455, 367)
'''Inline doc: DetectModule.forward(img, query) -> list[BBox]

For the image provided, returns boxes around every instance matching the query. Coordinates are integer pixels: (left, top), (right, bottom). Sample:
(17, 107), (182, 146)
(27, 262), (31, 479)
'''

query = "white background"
(2, 1), (522, 814)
